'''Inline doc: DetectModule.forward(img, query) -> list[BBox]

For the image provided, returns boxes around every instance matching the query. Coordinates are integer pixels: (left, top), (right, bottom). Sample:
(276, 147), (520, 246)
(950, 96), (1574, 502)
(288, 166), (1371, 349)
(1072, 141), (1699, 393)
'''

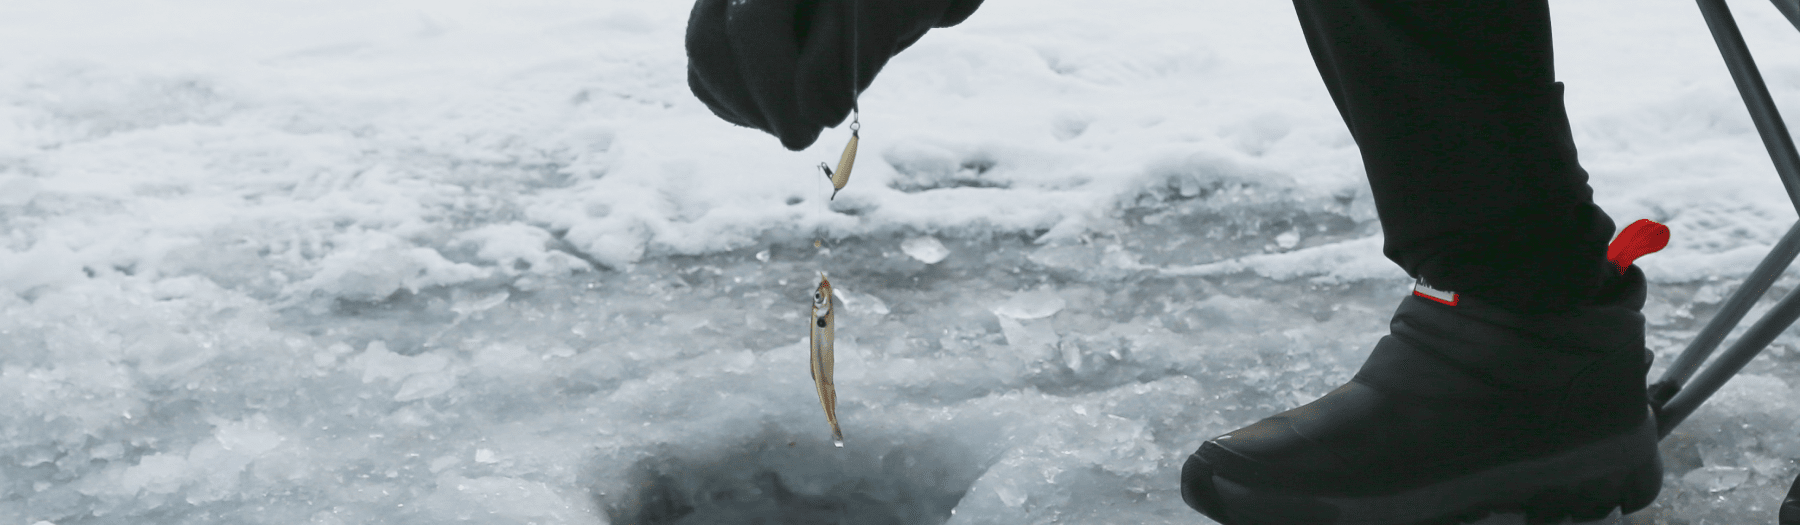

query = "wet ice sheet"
(0, 0), (1795, 524)
(4, 231), (1792, 525)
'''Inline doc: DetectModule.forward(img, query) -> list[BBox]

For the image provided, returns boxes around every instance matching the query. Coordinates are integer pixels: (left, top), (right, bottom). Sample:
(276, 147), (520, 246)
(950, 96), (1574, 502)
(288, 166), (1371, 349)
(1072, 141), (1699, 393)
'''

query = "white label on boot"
(1412, 280), (1459, 306)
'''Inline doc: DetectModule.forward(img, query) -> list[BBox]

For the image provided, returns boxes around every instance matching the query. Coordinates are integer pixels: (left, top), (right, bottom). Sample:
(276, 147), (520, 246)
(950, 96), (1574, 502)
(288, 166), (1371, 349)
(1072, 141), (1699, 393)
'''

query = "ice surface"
(0, 0), (1793, 524)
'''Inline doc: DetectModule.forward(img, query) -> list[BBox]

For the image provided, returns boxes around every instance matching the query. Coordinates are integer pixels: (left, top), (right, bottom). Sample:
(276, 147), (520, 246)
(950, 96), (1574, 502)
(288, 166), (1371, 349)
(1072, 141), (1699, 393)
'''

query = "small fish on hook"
(809, 272), (844, 446)
(817, 128), (857, 200)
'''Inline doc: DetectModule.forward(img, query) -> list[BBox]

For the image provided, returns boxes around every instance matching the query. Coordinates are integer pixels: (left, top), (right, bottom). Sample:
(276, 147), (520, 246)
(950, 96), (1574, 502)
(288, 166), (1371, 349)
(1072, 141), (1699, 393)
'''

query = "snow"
(0, 0), (1794, 524)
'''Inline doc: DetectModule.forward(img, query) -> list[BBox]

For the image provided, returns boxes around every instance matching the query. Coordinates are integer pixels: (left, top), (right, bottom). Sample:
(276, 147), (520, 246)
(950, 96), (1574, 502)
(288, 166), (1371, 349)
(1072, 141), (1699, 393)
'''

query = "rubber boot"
(1181, 220), (1670, 525)
(1782, 475), (1798, 525)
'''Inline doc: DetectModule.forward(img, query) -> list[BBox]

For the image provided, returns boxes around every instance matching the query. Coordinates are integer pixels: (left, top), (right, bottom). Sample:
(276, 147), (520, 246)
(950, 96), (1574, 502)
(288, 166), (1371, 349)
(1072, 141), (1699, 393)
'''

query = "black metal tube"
(1696, 0), (1800, 211)
(1772, 0), (1799, 29)
(1657, 288), (1800, 438)
(1653, 222), (1800, 390)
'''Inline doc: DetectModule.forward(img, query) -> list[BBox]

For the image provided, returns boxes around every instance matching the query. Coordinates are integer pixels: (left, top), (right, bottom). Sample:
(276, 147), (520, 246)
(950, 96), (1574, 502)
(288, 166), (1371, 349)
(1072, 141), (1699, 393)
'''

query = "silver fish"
(809, 273), (843, 446)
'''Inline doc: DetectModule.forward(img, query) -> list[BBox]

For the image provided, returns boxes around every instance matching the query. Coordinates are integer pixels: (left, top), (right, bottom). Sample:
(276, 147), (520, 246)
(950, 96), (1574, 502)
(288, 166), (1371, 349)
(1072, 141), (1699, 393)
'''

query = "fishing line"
(813, 0), (862, 253)
(849, 0), (859, 130)
(803, 0), (861, 448)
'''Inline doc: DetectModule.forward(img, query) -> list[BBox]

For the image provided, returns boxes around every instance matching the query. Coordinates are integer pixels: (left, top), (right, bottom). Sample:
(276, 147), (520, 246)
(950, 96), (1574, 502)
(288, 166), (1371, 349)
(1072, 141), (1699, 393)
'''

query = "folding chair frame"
(1645, 0), (1800, 439)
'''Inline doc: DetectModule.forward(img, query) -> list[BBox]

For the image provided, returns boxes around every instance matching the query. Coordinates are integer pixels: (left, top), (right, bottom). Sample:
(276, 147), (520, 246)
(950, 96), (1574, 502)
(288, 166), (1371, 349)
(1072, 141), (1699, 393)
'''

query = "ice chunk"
(564, 217), (647, 269)
(834, 287), (890, 316)
(1062, 341), (1083, 373)
(129, 330), (219, 379)
(1743, 452), (1789, 481)
(297, 231), (490, 302)
(882, 140), (960, 188)
(1276, 229), (1300, 249)
(992, 290), (1066, 320)
(186, 438), (257, 504)
(994, 482), (1027, 508)
(0, 241), (85, 296)
(430, 456), (460, 473)
(453, 223), (589, 276)
(472, 343), (541, 376)
(1681, 465), (1749, 493)
(394, 372), (457, 401)
(351, 341), (457, 400)
(450, 290), (509, 317)
(356, 341), (437, 383)
(992, 290), (1066, 361)
(901, 236), (950, 264)
(213, 415), (283, 456)
(91, 442), (125, 461)
(120, 453), (190, 495)
(1028, 244), (1101, 271)
(995, 314), (1058, 361)
(1158, 235), (1401, 284)
(423, 473), (576, 523)
(721, 348), (757, 374)
(1176, 175), (1202, 198)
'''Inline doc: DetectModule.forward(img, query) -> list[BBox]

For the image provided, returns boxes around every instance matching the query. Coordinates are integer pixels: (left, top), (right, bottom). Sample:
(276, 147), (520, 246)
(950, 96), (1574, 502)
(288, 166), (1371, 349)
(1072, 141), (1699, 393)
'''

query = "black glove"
(686, 0), (983, 150)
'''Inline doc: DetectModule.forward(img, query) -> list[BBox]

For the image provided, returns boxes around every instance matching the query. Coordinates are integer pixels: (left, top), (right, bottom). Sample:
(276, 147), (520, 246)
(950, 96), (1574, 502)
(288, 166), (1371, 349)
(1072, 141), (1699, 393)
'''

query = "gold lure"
(817, 128), (858, 200)
(809, 273), (843, 446)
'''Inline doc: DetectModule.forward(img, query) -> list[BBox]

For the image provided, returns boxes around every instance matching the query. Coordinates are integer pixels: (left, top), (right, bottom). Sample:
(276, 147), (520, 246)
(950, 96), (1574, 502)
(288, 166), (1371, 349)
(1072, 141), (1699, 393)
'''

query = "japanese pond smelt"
(809, 273), (844, 446)
(817, 129), (857, 200)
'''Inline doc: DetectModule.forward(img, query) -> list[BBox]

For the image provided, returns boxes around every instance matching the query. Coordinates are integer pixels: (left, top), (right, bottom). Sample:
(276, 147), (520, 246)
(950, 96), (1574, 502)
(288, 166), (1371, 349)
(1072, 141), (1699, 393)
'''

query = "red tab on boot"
(1606, 219), (1669, 274)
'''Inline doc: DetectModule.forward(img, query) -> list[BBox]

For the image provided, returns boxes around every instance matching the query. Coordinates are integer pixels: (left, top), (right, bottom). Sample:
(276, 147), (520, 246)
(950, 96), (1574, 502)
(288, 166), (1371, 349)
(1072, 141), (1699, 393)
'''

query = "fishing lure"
(817, 125), (858, 200)
(809, 273), (844, 446)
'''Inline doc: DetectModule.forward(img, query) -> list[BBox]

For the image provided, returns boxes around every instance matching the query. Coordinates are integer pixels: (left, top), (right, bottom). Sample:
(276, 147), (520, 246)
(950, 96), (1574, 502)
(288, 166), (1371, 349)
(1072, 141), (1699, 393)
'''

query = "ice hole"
(603, 428), (986, 525)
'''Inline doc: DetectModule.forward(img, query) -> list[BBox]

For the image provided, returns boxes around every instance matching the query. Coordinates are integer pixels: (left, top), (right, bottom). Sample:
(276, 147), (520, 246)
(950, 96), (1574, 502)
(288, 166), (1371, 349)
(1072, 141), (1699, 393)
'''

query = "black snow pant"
(1292, 0), (1619, 314)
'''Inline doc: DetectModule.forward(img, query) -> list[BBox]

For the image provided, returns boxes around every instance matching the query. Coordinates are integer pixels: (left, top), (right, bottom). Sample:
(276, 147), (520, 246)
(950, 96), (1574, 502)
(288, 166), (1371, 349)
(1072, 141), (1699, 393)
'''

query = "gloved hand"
(686, 0), (983, 150)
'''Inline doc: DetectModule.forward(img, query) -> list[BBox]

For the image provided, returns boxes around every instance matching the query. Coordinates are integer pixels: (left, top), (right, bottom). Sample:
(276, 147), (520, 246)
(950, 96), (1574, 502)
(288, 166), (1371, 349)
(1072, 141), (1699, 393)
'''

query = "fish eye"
(814, 291), (823, 301)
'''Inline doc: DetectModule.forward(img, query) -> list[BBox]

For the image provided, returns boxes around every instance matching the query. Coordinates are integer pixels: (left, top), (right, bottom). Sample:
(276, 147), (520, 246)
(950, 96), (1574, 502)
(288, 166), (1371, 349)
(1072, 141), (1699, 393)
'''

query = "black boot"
(1781, 476), (1798, 525)
(1181, 222), (1670, 525)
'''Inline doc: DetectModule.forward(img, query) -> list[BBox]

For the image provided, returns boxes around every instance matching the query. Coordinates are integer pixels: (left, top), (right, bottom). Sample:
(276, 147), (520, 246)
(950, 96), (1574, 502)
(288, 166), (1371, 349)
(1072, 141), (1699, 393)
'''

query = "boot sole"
(1182, 407), (1662, 525)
